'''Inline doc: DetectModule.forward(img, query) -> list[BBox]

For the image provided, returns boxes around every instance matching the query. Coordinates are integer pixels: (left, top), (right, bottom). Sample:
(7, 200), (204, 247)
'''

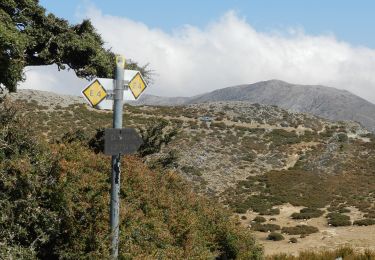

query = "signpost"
(81, 55), (147, 259)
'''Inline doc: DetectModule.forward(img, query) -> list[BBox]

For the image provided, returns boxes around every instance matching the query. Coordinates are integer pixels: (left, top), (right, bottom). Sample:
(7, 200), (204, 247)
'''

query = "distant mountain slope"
(135, 80), (375, 132)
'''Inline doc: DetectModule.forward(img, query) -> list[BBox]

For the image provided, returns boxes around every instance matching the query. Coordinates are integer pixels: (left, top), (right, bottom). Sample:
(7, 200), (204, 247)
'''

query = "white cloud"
(20, 65), (88, 96)
(20, 9), (375, 103)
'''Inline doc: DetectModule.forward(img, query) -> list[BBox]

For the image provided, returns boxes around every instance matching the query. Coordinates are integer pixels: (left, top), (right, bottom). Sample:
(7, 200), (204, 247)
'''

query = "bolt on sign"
(82, 79), (108, 107)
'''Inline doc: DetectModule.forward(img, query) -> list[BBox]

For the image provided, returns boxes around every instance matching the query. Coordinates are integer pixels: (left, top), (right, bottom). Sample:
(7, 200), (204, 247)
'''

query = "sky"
(20, 0), (375, 103)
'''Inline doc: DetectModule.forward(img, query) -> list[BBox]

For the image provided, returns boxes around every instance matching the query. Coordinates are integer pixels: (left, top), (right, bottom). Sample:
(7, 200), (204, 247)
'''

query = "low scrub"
(266, 246), (375, 260)
(326, 212), (352, 227)
(364, 212), (375, 218)
(252, 216), (266, 223)
(290, 208), (324, 219)
(259, 208), (280, 216)
(281, 225), (319, 235)
(353, 218), (375, 226)
(267, 232), (284, 241)
(251, 223), (281, 232)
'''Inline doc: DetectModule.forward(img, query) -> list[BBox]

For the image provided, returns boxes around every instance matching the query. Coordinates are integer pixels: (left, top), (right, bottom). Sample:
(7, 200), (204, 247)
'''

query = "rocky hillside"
(134, 80), (375, 133)
(7, 90), (375, 255)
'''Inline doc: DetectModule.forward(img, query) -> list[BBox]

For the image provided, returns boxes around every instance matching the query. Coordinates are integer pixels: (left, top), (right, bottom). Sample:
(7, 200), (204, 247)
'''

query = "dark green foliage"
(138, 119), (178, 157)
(0, 1), (111, 91)
(251, 223), (280, 232)
(326, 213), (352, 227)
(281, 225), (319, 235)
(88, 128), (105, 153)
(336, 132), (348, 142)
(252, 216), (266, 223)
(290, 208), (324, 219)
(0, 98), (61, 258)
(61, 129), (89, 143)
(232, 194), (282, 214)
(0, 1), (151, 92)
(267, 232), (284, 241)
(150, 150), (179, 169)
(353, 218), (375, 226)
(338, 207), (351, 213)
(265, 129), (300, 147)
(364, 212), (375, 218)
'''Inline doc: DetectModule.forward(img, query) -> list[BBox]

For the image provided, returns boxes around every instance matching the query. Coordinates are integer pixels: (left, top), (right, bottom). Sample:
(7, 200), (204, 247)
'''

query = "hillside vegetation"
(10, 94), (375, 219)
(0, 97), (263, 259)
(8, 91), (375, 257)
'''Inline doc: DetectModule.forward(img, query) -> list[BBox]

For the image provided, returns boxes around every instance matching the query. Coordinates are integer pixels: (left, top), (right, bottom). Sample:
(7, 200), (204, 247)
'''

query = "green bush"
(267, 232), (284, 241)
(251, 223), (280, 232)
(338, 207), (351, 213)
(252, 216), (266, 223)
(290, 208), (324, 219)
(353, 219), (375, 226)
(364, 212), (375, 218)
(259, 208), (280, 216)
(281, 225), (319, 235)
(326, 213), (352, 227)
(265, 129), (300, 146)
(138, 119), (178, 157)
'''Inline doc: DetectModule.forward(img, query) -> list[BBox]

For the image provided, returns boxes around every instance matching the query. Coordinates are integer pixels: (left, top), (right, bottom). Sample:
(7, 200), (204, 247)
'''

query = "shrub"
(138, 119), (178, 157)
(88, 128), (105, 153)
(266, 246), (375, 259)
(326, 213), (352, 227)
(338, 207), (351, 213)
(265, 129), (300, 146)
(252, 216), (266, 223)
(251, 223), (280, 232)
(290, 208), (324, 219)
(281, 225), (319, 235)
(260, 208), (280, 216)
(364, 212), (375, 219)
(289, 237), (298, 243)
(353, 219), (375, 226)
(267, 232), (284, 241)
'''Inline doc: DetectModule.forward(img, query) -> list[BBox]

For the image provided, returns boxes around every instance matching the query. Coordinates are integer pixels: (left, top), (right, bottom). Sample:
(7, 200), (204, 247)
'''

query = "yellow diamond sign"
(128, 72), (147, 99)
(82, 79), (108, 107)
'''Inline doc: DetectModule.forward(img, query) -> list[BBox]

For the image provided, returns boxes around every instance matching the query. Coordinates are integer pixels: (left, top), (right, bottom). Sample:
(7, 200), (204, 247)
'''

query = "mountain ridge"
(134, 80), (375, 132)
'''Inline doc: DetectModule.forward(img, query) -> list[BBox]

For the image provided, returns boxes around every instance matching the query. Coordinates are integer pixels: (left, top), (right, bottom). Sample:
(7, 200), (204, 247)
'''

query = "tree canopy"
(0, 0), (151, 92)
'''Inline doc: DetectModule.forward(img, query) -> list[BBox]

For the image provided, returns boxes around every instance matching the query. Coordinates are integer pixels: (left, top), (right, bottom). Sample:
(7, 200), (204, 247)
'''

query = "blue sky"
(21, 1), (375, 102)
(40, 0), (375, 48)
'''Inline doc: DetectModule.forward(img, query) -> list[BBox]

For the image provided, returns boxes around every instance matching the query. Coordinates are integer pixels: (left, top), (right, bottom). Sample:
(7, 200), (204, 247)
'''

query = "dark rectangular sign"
(104, 128), (143, 156)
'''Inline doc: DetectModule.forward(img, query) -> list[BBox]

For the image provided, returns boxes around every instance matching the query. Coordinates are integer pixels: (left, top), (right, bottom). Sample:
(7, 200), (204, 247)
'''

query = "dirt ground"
(239, 204), (375, 256)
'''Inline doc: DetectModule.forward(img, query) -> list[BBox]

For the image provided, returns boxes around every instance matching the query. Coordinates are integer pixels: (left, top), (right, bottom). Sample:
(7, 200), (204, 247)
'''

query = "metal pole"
(110, 55), (125, 259)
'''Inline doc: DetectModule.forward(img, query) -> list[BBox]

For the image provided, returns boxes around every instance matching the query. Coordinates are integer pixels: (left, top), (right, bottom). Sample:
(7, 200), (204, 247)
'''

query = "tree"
(0, 0), (152, 92)
(138, 119), (178, 158)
